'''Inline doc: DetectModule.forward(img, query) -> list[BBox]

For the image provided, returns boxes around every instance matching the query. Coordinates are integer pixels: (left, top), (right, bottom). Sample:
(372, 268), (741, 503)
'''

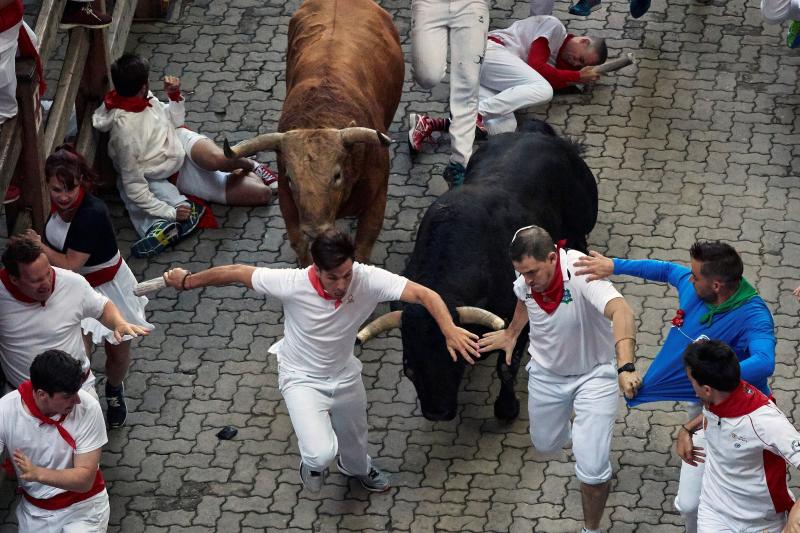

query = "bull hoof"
(493, 396), (520, 422)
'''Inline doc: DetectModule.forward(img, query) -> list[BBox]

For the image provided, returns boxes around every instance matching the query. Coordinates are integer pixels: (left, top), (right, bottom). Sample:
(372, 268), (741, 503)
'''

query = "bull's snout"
(421, 406), (458, 422)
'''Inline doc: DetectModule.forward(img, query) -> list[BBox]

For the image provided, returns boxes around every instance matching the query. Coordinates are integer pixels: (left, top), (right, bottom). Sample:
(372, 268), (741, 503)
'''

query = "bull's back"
(284, 0), (403, 130)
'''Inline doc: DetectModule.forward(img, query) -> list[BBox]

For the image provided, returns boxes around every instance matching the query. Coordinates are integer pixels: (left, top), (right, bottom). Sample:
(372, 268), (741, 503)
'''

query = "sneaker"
(176, 201), (205, 238)
(475, 114), (488, 141)
(60, 2), (112, 29)
(442, 161), (467, 188)
(569, 0), (602, 15)
(131, 220), (180, 258)
(337, 458), (391, 492)
(629, 0), (651, 18)
(299, 461), (325, 492)
(787, 21), (800, 48)
(105, 382), (127, 429)
(407, 113), (450, 154)
(252, 162), (278, 186)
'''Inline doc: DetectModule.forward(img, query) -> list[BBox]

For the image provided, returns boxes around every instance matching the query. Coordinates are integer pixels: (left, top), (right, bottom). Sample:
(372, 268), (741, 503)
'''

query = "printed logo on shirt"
(562, 288), (573, 304)
(791, 440), (800, 453)
(730, 432), (748, 446)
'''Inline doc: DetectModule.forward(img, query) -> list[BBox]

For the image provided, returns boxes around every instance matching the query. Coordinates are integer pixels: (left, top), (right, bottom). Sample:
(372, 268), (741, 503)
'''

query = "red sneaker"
(408, 113), (450, 154)
(475, 114), (488, 140)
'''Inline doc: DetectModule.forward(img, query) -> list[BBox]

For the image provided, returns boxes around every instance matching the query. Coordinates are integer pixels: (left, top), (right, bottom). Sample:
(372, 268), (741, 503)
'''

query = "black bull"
(400, 123), (598, 421)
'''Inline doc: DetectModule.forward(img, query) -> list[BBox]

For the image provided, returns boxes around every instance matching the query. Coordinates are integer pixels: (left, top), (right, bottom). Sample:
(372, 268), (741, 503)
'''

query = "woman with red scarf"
(24, 144), (151, 429)
(478, 225), (638, 533)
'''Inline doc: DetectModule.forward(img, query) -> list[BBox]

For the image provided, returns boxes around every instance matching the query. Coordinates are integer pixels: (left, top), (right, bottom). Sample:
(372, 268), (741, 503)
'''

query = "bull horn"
(340, 127), (392, 147)
(456, 307), (505, 331)
(356, 310), (402, 345)
(223, 132), (285, 158)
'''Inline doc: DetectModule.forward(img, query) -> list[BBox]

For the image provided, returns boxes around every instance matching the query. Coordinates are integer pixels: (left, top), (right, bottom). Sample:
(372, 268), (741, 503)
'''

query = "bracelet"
(615, 337), (636, 348)
(681, 424), (697, 436)
(181, 272), (191, 290)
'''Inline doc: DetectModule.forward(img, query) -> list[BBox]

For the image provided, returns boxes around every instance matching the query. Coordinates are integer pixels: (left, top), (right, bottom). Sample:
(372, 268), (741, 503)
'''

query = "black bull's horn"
(223, 128), (391, 158)
(356, 307), (505, 345)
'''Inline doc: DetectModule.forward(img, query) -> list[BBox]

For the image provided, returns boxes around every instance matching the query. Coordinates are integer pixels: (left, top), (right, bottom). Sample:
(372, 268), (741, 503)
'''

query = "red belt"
(21, 469), (105, 510)
(83, 256), (122, 288)
(488, 36), (504, 46)
(81, 369), (91, 383)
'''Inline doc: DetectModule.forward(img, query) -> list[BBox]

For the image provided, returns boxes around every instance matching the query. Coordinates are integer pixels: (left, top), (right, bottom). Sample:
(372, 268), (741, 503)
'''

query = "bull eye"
(332, 172), (342, 184)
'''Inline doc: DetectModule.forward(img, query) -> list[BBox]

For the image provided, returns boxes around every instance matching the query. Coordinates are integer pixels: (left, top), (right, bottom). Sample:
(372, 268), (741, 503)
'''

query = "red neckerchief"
(531, 240), (567, 315)
(103, 90), (152, 113)
(0, 0), (22, 32)
(308, 267), (342, 309)
(49, 186), (85, 218)
(0, 267), (54, 306)
(708, 380), (770, 418)
(555, 34), (577, 71)
(18, 380), (76, 449)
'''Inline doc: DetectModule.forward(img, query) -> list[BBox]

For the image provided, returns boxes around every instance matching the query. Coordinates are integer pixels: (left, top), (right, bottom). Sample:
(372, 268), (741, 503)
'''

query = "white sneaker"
(337, 458), (391, 492)
(299, 461), (325, 492)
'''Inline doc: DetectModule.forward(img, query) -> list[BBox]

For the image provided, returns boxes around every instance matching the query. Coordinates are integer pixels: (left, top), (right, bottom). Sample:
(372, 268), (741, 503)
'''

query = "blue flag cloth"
(608, 258), (776, 407)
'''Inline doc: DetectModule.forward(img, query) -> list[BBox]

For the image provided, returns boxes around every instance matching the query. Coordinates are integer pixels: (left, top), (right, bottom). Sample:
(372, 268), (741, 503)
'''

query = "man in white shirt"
(0, 238), (149, 402)
(163, 229), (480, 492)
(679, 339), (800, 533)
(478, 225), (639, 533)
(0, 349), (110, 532)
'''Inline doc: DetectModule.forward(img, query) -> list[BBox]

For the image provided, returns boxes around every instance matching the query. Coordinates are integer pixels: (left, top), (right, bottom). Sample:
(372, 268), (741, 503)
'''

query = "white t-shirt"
(252, 263), (408, 375)
(513, 249), (621, 376)
(488, 15), (568, 65)
(0, 267), (108, 387)
(0, 389), (107, 499)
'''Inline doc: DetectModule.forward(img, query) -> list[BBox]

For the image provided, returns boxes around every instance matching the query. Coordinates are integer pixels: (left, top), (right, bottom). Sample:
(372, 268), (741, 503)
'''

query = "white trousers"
(278, 357), (371, 475)
(0, 23), (21, 125)
(478, 42), (554, 136)
(530, 0), (555, 15)
(120, 129), (227, 236)
(674, 403), (704, 533)
(761, 0), (800, 23)
(527, 359), (618, 485)
(697, 503), (786, 533)
(16, 490), (110, 533)
(411, 0), (489, 167)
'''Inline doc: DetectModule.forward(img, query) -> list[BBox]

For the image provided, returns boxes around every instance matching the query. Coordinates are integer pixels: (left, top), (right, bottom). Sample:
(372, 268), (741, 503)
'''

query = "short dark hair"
(589, 37), (608, 64)
(683, 339), (740, 392)
(110, 54), (149, 97)
(689, 241), (743, 290)
(310, 229), (355, 271)
(2, 238), (44, 277)
(29, 350), (83, 395)
(46, 144), (98, 192)
(510, 225), (554, 262)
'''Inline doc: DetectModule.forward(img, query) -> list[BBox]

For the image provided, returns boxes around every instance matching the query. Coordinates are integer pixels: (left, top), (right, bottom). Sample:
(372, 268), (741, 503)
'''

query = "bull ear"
(223, 132), (285, 158)
(340, 127), (392, 147)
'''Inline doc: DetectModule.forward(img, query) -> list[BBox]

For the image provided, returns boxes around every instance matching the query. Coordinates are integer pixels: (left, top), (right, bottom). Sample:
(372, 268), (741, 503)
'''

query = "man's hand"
(573, 250), (614, 281)
(112, 322), (150, 343)
(175, 205), (191, 221)
(675, 428), (705, 467)
(163, 267), (191, 290)
(784, 502), (800, 533)
(21, 229), (42, 246)
(13, 449), (39, 483)
(793, 285), (800, 300)
(442, 326), (480, 365)
(163, 75), (181, 96)
(479, 329), (517, 366)
(578, 66), (600, 83)
(618, 370), (642, 400)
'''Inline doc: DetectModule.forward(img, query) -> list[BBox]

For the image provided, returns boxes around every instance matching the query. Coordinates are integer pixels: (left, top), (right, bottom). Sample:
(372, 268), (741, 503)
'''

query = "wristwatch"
(617, 362), (636, 374)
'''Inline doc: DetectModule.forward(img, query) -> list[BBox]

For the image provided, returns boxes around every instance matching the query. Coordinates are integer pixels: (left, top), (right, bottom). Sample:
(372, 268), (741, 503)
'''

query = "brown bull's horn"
(223, 132), (285, 158)
(356, 310), (402, 345)
(456, 307), (505, 331)
(340, 127), (392, 147)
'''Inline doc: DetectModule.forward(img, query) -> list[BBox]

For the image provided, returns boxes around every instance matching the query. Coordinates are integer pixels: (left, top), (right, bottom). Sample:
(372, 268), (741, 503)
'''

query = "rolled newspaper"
(133, 277), (167, 296)
(595, 52), (636, 74)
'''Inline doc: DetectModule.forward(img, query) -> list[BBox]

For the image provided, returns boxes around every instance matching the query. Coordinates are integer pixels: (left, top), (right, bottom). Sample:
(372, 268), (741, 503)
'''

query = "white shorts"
(697, 502), (786, 533)
(16, 489), (109, 533)
(527, 359), (618, 485)
(174, 128), (227, 204)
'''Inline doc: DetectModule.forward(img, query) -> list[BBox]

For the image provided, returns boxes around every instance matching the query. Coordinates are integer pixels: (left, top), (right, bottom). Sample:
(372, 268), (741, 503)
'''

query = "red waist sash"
(83, 255), (122, 288)
(21, 469), (105, 510)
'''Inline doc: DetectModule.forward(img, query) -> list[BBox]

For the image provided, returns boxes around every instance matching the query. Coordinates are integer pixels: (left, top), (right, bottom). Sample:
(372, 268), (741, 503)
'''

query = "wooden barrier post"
(14, 58), (47, 234)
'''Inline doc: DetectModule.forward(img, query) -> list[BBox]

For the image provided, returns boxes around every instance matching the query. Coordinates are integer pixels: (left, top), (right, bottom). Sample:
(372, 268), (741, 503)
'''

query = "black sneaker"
(105, 382), (127, 428)
(176, 201), (205, 238)
(442, 161), (467, 188)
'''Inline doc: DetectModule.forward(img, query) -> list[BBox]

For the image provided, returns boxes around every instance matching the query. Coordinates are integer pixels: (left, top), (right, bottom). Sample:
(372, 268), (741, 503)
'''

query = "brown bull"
(224, 0), (404, 265)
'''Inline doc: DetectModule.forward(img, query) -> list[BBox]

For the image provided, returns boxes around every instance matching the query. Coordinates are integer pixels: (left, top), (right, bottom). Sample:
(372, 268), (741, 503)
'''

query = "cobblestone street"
(2, 0), (800, 531)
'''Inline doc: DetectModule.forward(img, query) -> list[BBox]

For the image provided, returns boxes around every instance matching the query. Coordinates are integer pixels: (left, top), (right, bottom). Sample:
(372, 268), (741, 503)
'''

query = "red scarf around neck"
(103, 90), (152, 113)
(0, 267), (54, 305)
(18, 380), (76, 449)
(531, 240), (567, 315)
(308, 267), (342, 309)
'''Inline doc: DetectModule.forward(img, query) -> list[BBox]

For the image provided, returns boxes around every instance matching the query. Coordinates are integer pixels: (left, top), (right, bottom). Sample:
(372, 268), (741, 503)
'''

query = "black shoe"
(105, 382), (127, 428)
